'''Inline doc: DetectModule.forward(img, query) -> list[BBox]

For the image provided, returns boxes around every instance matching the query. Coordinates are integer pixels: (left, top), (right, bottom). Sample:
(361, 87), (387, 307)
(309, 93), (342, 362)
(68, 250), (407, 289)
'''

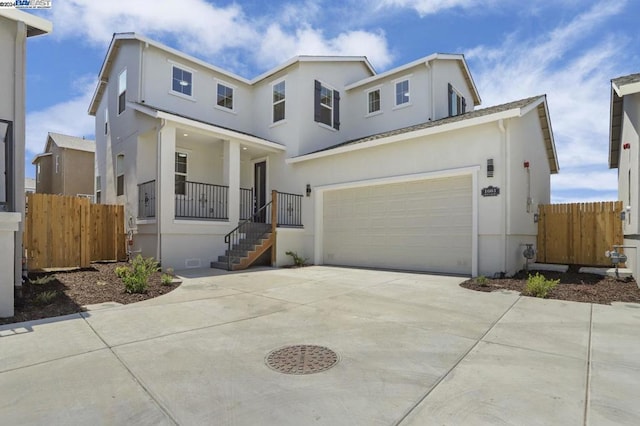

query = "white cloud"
(375, 0), (497, 16)
(465, 0), (628, 201)
(45, 0), (393, 73)
(26, 78), (95, 158)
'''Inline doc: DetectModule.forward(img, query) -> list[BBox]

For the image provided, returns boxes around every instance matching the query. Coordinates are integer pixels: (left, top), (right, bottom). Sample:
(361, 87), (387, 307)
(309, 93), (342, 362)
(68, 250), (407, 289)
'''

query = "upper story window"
(116, 154), (124, 196)
(314, 80), (340, 130)
(216, 82), (234, 110)
(272, 80), (285, 123)
(95, 176), (101, 204)
(448, 83), (466, 116)
(395, 79), (410, 106)
(175, 152), (188, 196)
(172, 65), (193, 97)
(104, 107), (109, 135)
(367, 88), (381, 114)
(55, 155), (60, 174)
(118, 69), (126, 115)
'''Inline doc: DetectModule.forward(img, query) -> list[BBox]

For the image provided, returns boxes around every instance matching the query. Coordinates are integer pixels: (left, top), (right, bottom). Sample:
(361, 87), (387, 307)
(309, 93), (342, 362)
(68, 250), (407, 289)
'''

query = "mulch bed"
(0, 262), (181, 326)
(460, 267), (640, 305)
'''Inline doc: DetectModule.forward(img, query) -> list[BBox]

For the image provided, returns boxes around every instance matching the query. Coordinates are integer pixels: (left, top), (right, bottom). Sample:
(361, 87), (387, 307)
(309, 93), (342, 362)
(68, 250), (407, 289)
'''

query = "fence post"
(271, 190), (278, 266)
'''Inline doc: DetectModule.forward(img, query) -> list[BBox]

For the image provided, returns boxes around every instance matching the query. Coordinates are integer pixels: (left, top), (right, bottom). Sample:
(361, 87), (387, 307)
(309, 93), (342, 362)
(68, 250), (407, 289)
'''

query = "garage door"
(322, 175), (472, 274)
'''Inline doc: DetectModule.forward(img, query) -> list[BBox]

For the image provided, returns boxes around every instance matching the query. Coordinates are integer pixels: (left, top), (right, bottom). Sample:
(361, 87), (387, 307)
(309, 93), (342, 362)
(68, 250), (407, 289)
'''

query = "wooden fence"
(536, 201), (623, 266)
(24, 193), (126, 270)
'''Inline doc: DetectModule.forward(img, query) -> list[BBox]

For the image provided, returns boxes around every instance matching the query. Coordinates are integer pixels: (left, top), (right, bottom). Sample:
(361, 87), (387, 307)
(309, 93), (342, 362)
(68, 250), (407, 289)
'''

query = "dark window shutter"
(333, 90), (340, 130)
(447, 83), (453, 117)
(314, 80), (321, 123)
(462, 97), (467, 114)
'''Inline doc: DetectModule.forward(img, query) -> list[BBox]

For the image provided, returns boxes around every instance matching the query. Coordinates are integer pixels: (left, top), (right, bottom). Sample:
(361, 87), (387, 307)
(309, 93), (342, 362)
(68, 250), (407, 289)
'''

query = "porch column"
(223, 139), (240, 224)
(158, 124), (176, 236)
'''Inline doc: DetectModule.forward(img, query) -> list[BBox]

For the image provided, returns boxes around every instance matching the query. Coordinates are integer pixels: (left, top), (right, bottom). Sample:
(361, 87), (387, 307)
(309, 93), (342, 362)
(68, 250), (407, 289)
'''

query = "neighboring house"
(0, 9), (51, 317)
(32, 132), (95, 197)
(89, 32), (558, 277)
(25, 177), (35, 195)
(609, 72), (640, 277)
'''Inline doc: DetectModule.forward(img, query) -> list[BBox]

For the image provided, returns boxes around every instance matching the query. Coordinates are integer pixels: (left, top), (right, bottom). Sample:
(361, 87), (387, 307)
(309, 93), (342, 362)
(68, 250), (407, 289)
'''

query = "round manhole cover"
(265, 345), (339, 375)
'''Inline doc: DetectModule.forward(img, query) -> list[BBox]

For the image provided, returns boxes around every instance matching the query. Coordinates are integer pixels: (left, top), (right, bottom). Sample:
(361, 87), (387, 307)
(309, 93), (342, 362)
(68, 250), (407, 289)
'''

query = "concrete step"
(210, 261), (235, 270)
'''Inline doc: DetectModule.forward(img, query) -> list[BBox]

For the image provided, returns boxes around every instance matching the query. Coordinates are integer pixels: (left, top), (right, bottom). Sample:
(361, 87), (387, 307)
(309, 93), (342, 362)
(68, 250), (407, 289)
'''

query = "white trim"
(272, 78), (286, 124)
(365, 87), (382, 116)
(287, 107), (521, 164)
(136, 219), (156, 225)
(613, 81), (640, 97)
(269, 119), (288, 129)
(393, 76), (411, 108)
(128, 102), (286, 152)
(0, 9), (52, 36)
(215, 79), (236, 112)
(313, 166), (480, 277)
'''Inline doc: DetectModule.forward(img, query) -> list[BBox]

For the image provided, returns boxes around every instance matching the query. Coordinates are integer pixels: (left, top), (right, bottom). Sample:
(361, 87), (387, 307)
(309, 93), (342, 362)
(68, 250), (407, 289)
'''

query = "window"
(172, 65), (193, 97)
(118, 69), (126, 114)
(96, 176), (101, 204)
(175, 152), (187, 196)
(367, 88), (381, 114)
(116, 154), (124, 196)
(104, 107), (109, 135)
(448, 83), (466, 116)
(36, 163), (40, 183)
(395, 79), (409, 106)
(55, 155), (60, 174)
(314, 80), (340, 130)
(216, 82), (234, 110)
(272, 80), (285, 122)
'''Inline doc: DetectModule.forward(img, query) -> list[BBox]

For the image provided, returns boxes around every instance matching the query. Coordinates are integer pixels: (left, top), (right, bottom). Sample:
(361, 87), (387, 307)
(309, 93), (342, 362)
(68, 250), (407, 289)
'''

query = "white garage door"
(322, 175), (472, 275)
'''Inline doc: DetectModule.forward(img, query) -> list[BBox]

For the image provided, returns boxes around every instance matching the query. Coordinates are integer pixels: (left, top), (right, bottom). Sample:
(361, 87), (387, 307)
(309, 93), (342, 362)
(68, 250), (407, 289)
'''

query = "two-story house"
(89, 32), (558, 277)
(32, 132), (95, 197)
(609, 73), (640, 278)
(0, 9), (51, 317)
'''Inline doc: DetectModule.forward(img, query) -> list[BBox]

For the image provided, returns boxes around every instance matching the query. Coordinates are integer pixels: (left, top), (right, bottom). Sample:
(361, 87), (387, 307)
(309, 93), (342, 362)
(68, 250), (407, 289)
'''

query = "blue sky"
(22, 0), (640, 203)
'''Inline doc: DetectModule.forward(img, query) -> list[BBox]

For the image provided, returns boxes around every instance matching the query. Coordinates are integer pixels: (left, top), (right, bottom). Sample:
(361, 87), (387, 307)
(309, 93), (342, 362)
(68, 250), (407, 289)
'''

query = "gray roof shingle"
(310, 96), (543, 154)
(612, 73), (640, 87)
(48, 132), (95, 152)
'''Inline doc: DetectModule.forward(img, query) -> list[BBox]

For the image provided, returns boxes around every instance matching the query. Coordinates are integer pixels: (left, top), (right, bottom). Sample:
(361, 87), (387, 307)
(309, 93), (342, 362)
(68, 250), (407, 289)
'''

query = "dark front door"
(254, 161), (267, 222)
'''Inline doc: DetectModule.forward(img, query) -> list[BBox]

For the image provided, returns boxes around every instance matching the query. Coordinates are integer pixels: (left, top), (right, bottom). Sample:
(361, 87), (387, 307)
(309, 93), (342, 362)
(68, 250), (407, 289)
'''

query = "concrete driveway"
(1, 266), (639, 425)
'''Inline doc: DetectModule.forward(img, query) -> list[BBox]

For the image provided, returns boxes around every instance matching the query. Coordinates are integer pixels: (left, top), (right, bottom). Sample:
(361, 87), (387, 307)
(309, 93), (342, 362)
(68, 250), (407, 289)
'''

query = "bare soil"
(460, 267), (640, 305)
(0, 262), (181, 326)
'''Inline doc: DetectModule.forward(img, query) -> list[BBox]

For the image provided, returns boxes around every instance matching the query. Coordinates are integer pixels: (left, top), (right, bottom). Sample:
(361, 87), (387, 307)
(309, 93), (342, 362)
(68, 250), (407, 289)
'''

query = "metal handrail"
(224, 200), (273, 271)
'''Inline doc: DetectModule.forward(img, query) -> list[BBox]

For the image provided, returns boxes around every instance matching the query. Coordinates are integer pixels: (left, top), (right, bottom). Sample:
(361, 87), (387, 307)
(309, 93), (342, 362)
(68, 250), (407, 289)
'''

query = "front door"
(254, 160), (267, 222)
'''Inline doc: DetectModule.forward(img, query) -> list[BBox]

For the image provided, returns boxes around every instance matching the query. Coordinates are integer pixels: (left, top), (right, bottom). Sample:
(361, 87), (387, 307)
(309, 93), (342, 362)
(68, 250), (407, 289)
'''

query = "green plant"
(475, 275), (489, 287)
(35, 290), (59, 305)
(285, 250), (308, 267)
(164, 267), (175, 277)
(525, 273), (559, 298)
(161, 273), (173, 286)
(29, 275), (56, 285)
(120, 255), (159, 294)
(115, 266), (130, 279)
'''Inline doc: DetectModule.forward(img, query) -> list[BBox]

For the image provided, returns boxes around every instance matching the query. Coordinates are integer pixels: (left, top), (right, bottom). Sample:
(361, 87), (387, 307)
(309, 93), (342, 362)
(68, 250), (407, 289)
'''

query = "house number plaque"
(481, 186), (500, 197)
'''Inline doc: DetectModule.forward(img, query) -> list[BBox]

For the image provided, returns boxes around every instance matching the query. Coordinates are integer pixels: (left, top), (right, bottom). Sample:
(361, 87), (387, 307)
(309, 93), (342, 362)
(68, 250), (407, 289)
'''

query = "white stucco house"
(609, 72), (640, 277)
(0, 9), (51, 317)
(90, 32), (558, 277)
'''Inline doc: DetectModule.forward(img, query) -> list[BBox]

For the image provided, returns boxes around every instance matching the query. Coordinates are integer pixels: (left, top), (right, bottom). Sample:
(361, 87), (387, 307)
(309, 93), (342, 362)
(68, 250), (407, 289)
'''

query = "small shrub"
(525, 273), (559, 298)
(35, 290), (59, 305)
(164, 267), (175, 277)
(285, 250), (308, 267)
(161, 273), (173, 286)
(475, 275), (489, 287)
(120, 255), (159, 294)
(29, 275), (56, 285)
(115, 266), (130, 279)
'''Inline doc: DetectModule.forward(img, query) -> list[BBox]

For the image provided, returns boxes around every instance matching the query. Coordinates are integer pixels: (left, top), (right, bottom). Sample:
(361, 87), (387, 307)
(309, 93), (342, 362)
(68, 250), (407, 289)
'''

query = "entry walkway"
(1, 266), (638, 425)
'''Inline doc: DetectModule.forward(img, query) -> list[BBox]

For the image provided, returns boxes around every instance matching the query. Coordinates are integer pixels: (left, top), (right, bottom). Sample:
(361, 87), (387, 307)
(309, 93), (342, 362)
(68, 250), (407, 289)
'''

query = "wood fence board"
(24, 194), (125, 270)
(537, 201), (623, 267)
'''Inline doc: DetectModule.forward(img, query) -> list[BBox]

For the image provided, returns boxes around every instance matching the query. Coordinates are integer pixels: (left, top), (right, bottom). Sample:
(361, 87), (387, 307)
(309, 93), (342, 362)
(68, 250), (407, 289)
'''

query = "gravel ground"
(460, 267), (640, 305)
(0, 262), (180, 326)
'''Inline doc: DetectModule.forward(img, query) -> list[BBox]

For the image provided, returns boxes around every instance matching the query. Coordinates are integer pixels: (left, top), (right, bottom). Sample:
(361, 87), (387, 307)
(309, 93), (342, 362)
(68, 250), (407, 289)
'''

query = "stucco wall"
(62, 148), (94, 196)
(618, 93), (640, 237)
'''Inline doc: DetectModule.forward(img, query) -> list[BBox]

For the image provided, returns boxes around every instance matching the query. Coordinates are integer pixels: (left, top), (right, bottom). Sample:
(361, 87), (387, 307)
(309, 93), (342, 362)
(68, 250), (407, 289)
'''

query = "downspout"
(429, 61), (435, 119)
(498, 119), (508, 273)
(156, 119), (166, 263)
(14, 21), (26, 290)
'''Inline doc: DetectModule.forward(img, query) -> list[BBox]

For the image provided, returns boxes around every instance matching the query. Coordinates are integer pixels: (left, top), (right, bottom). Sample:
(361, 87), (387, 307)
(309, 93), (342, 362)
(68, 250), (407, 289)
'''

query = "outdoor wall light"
(306, 184), (311, 197)
(487, 159), (494, 178)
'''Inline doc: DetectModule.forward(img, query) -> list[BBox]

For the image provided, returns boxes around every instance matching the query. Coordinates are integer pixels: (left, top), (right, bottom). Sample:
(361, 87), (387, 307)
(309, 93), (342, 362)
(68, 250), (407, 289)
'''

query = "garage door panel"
(323, 175), (472, 275)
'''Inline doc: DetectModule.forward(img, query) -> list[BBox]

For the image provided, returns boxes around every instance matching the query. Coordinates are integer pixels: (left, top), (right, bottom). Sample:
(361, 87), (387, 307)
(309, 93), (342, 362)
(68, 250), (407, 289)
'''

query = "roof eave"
(0, 9), (52, 36)
(609, 88), (623, 169)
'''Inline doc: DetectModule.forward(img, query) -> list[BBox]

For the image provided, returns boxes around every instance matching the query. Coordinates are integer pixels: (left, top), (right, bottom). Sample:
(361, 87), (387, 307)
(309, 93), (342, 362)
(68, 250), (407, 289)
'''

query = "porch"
(137, 180), (302, 227)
